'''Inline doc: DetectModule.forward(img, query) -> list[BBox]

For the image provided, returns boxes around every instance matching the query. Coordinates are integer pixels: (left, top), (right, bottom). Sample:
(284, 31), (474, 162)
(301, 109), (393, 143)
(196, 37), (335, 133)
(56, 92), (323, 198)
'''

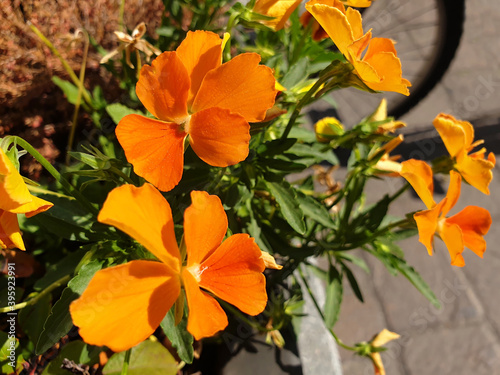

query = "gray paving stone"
(404, 324), (500, 375)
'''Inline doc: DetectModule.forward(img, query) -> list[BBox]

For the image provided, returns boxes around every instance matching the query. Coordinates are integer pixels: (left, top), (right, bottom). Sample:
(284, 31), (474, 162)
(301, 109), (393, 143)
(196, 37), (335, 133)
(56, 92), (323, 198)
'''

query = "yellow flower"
(433, 113), (495, 195)
(305, 0), (411, 95)
(100, 22), (161, 69)
(0, 149), (53, 250)
(342, 0), (372, 6)
(253, 0), (303, 31)
(314, 117), (344, 142)
(369, 329), (400, 375)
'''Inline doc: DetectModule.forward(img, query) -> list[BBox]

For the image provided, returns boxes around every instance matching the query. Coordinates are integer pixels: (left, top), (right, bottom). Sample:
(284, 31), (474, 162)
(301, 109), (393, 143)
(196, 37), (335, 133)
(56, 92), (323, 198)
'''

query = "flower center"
(179, 115), (191, 133)
(186, 263), (207, 283)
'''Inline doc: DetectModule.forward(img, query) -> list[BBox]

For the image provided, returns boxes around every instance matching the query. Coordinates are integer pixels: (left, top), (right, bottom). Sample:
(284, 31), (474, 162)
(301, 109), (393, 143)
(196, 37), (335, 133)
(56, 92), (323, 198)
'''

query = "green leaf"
(336, 252), (370, 274)
(30, 194), (97, 241)
(42, 340), (100, 375)
(286, 142), (339, 166)
(394, 258), (440, 308)
(296, 192), (336, 229)
(103, 340), (177, 375)
(160, 308), (194, 364)
(52, 76), (80, 105)
(323, 265), (343, 329)
(363, 195), (391, 231)
(106, 103), (144, 124)
(280, 57), (309, 89)
(34, 249), (86, 291)
(265, 181), (306, 235)
(36, 260), (103, 354)
(18, 293), (52, 345)
(342, 265), (363, 303)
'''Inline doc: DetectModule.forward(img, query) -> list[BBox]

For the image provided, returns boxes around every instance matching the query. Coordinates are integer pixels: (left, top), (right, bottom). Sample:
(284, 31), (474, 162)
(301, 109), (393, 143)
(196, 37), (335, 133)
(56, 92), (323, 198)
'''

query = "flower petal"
(176, 31), (223, 108)
(456, 152), (494, 195)
(361, 38), (410, 95)
(192, 53), (276, 122)
(182, 268), (228, 340)
(98, 184), (181, 272)
(70, 260), (180, 352)
(0, 210), (24, 250)
(116, 114), (187, 192)
(188, 107), (250, 167)
(0, 149), (33, 211)
(306, 1), (353, 56)
(136, 52), (190, 123)
(400, 159), (435, 209)
(414, 199), (446, 256)
(184, 191), (227, 266)
(432, 113), (471, 158)
(440, 170), (461, 216)
(446, 206), (491, 258)
(439, 222), (465, 267)
(253, 0), (303, 31)
(11, 195), (53, 217)
(199, 234), (267, 316)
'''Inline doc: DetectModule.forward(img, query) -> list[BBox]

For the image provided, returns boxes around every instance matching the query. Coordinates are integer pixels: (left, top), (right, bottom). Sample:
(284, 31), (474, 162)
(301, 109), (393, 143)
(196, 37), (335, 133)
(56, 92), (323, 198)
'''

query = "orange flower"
(305, 0), (411, 95)
(70, 184), (271, 351)
(369, 329), (400, 375)
(253, 0), (303, 31)
(299, 11), (329, 41)
(117, 31), (276, 192)
(401, 160), (492, 266)
(372, 135), (404, 176)
(433, 113), (495, 195)
(0, 149), (53, 250)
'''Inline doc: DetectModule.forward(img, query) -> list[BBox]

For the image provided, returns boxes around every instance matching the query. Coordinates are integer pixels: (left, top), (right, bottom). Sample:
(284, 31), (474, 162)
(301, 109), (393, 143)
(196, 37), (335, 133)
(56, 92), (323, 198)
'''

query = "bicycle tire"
(388, 0), (465, 118)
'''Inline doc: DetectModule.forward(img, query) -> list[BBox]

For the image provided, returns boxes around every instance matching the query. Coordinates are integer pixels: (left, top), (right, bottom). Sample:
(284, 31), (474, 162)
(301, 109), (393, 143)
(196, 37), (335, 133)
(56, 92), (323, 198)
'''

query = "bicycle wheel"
(325, 0), (465, 124)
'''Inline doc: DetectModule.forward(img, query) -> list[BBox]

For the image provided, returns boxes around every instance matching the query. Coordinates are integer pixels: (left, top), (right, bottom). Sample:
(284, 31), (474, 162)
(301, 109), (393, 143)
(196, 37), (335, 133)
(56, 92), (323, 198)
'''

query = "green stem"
(66, 30), (90, 165)
(119, 0), (126, 32)
(5, 136), (99, 216)
(290, 19), (313, 65)
(280, 62), (344, 141)
(28, 22), (93, 108)
(121, 349), (132, 375)
(297, 266), (357, 351)
(109, 166), (135, 185)
(0, 275), (70, 313)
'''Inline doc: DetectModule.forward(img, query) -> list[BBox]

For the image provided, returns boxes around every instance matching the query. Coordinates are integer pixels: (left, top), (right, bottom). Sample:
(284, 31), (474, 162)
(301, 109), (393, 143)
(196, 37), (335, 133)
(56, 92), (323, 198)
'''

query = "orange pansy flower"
(70, 184), (270, 351)
(400, 161), (492, 266)
(253, 0), (303, 31)
(0, 149), (53, 250)
(305, 0), (411, 95)
(117, 31), (276, 192)
(433, 113), (495, 195)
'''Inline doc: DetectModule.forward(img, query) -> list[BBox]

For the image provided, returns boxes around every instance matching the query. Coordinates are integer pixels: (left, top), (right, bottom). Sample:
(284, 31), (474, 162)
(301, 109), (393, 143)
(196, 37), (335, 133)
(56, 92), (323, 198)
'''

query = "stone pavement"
(332, 1), (500, 374)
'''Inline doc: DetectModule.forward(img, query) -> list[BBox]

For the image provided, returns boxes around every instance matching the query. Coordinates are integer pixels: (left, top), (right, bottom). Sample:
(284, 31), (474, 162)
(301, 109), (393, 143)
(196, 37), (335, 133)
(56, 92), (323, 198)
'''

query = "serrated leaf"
(324, 264), (343, 329)
(106, 103), (144, 124)
(36, 260), (104, 354)
(266, 181), (306, 235)
(160, 309), (194, 364)
(103, 340), (177, 375)
(296, 192), (336, 229)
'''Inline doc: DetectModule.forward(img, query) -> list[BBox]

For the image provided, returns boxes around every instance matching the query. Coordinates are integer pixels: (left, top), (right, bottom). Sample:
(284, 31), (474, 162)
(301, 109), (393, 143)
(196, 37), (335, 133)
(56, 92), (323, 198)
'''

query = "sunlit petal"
(70, 260), (180, 352)
(0, 210), (25, 250)
(192, 53), (276, 122)
(440, 170), (461, 216)
(188, 107), (250, 167)
(184, 191), (227, 266)
(199, 234), (267, 316)
(414, 199), (445, 256)
(176, 31), (223, 107)
(432, 114), (469, 158)
(0, 149), (33, 210)
(116, 114), (187, 192)
(446, 206), (491, 258)
(98, 184), (181, 272)
(182, 268), (228, 340)
(136, 52), (190, 123)
(400, 159), (435, 209)
(11, 195), (53, 217)
(253, 0), (303, 31)
(439, 222), (465, 267)
(456, 152), (494, 195)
